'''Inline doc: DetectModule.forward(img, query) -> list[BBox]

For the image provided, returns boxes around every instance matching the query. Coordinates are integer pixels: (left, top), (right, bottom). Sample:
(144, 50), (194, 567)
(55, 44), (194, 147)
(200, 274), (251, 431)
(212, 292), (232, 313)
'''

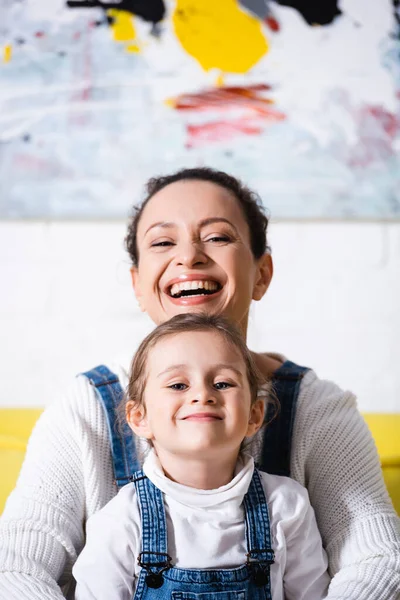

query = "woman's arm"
(291, 376), (400, 599)
(73, 486), (140, 600)
(0, 375), (116, 599)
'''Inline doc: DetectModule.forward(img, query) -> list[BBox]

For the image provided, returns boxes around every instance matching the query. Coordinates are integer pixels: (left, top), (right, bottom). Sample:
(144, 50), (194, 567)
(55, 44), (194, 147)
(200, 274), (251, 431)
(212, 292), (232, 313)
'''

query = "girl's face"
(127, 330), (264, 464)
(131, 179), (272, 334)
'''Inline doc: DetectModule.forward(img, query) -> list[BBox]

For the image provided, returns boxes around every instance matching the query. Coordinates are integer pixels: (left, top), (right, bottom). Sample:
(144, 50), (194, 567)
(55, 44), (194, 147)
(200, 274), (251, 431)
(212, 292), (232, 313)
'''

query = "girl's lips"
(183, 414), (222, 421)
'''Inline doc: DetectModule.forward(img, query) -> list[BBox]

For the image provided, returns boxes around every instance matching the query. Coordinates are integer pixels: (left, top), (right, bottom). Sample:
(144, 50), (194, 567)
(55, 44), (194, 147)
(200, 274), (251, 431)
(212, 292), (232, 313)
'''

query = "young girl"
(73, 313), (330, 600)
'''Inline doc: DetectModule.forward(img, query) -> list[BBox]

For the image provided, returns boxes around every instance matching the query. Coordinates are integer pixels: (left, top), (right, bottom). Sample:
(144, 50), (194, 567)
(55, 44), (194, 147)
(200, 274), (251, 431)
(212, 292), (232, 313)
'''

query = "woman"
(0, 168), (399, 600)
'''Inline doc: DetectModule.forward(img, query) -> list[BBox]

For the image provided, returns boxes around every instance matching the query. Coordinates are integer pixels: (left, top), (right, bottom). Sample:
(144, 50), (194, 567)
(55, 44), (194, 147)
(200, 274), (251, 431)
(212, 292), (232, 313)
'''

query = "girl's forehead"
(148, 330), (244, 364)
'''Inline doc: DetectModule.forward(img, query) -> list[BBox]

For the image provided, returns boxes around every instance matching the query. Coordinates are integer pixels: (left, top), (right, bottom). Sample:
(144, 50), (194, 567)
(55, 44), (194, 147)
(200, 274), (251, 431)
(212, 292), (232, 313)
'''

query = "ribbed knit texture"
(1, 365), (399, 599)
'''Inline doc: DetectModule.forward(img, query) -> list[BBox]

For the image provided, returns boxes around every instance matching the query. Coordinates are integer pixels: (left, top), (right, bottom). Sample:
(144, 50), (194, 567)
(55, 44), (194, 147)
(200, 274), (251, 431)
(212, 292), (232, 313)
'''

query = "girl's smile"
(127, 328), (264, 483)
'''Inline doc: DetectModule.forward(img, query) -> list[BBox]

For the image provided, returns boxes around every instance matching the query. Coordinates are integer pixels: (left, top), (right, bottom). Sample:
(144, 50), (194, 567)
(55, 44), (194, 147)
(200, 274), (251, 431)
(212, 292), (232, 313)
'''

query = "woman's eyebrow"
(145, 218), (238, 237)
(199, 218), (238, 233)
(144, 221), (175, 236)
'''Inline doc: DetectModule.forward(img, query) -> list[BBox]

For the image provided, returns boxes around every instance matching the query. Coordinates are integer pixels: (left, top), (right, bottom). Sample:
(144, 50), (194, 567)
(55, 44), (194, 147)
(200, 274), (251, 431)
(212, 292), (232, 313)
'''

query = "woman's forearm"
(291, 377), (400, 599)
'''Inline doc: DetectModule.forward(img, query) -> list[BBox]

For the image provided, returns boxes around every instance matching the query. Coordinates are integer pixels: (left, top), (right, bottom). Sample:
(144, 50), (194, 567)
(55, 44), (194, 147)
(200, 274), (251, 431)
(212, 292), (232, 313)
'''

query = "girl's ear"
(246, 399), (265, 437)
(126, 400), (153, 439)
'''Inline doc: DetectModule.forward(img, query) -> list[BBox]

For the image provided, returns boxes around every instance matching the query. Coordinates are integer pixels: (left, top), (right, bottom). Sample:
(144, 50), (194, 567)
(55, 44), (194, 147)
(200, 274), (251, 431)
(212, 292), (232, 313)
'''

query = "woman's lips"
(167, 287), (223, 306)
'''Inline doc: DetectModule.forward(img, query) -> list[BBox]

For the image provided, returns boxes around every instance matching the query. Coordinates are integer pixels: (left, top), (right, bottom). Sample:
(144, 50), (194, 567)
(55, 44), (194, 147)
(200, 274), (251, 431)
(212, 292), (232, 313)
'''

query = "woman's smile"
(166, 275), (223, 305)
(131, 179), (270, 331)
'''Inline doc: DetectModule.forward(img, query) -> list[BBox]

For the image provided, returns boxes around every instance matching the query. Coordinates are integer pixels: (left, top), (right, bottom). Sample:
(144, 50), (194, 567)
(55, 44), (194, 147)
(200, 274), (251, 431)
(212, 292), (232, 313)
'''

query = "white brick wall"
(1, 221), (399, 412)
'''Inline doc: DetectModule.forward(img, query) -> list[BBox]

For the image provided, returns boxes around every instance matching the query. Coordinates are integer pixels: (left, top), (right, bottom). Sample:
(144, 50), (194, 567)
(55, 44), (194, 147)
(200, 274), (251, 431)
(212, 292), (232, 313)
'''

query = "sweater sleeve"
(73, 485), (140, 600)
(0, 375), (116, 600)
(291, 376), (400, 600)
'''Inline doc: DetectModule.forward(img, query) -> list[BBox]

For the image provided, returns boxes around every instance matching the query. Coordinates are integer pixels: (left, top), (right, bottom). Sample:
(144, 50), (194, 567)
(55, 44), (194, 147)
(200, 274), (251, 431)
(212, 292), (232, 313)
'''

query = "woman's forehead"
(138, 179), (246, 232)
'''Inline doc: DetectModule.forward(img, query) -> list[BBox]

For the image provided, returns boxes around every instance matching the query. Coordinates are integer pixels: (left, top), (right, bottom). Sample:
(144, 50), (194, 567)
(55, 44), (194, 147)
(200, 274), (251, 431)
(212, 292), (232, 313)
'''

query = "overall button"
(252, 568), (269, 587)
(145, 573), (164, 589)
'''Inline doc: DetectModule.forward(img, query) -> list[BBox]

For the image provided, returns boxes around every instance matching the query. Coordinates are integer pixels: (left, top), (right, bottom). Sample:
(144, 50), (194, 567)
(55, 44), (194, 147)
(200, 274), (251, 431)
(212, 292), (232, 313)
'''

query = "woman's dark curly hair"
(125, 167), (270, 266)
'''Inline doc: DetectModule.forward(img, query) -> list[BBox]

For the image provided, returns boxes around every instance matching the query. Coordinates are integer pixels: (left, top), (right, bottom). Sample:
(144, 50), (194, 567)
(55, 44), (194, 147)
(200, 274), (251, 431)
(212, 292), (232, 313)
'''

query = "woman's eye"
(151, 240), (174, 248)
(168, 383), (188, 391)
(205, 235), (231, 243)
(214, 381), (233, 390)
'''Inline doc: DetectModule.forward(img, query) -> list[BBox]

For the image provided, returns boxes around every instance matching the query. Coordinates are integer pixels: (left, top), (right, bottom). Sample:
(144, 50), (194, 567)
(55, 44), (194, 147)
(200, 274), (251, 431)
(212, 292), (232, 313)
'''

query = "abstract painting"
(1, 0), (399, 219)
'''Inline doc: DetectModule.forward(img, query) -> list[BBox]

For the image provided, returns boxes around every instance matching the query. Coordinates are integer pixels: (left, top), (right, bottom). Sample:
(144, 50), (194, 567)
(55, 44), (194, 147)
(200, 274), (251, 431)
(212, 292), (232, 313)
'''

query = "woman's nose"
(175, 241), (207, 267)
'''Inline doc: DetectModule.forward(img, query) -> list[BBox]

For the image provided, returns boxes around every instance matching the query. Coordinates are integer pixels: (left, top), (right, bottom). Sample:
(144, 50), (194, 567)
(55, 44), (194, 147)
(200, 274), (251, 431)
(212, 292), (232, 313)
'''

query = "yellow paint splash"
(164, 97), (176, 108)
(173, 0), (268, 74)
(126, 44), (140, 53)
(3, 44), (12, 63)
(108, 9), (140, 53)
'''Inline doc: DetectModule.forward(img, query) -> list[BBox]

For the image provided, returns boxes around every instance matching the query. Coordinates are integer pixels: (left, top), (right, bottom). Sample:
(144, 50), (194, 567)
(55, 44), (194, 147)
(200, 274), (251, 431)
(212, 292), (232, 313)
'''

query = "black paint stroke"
(239, 0), (269, 19)
(66, 0), (165, 24)
(393, 0), (400, 34)
(273, 0), (341, 25)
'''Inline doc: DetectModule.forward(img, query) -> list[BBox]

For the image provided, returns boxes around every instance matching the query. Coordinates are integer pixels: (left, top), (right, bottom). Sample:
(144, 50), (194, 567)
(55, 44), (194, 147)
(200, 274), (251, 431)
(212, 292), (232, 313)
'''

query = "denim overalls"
(82, 360), (309, 599)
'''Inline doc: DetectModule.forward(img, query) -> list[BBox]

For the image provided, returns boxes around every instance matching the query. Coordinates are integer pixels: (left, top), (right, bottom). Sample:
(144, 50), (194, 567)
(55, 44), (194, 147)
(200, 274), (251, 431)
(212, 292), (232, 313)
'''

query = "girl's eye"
(168, 383), (188, 391)
(214, 381), (233, 390)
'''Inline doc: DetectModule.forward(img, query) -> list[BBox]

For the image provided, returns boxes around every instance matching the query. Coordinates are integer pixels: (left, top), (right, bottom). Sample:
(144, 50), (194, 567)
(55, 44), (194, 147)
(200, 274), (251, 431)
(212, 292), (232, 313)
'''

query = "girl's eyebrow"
(157, 364), (187, 378)
(214, 364), (244, 379)
(144, 218), (238, 237)
(156, 363), (244, 379)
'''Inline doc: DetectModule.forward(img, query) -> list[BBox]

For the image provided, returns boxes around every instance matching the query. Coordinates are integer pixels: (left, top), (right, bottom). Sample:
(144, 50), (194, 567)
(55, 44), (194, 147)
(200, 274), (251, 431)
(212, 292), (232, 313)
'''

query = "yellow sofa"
(0, 409), (399, 515)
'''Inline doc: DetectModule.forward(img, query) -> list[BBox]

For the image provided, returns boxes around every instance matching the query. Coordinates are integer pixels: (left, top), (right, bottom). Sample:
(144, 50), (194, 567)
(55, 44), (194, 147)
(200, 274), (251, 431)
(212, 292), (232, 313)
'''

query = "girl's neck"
(153, 446), (240, 490)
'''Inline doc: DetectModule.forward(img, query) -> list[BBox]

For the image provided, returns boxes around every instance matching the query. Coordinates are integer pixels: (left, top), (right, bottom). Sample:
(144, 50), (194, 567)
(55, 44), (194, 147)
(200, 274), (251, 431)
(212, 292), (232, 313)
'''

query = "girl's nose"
(191, 388), (217, 404)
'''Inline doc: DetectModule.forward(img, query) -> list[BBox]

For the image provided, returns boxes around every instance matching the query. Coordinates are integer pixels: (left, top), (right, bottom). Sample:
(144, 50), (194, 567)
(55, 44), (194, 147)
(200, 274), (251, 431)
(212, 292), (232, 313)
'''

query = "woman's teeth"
(170, 280), (219, 298)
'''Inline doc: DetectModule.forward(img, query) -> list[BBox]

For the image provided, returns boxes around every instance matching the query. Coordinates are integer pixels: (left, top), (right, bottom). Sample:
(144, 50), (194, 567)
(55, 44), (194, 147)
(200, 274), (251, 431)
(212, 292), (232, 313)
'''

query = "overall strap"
(81, 365), (139, 488)
(133, 472), (172, 588)
(260, 360), (310, 477)
(243, 469), (274, 592)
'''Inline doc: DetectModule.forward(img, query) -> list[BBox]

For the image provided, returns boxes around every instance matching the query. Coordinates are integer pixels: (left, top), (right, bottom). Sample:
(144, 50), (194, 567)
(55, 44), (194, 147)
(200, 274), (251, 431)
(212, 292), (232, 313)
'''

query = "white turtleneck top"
(73, 450), (330, 600)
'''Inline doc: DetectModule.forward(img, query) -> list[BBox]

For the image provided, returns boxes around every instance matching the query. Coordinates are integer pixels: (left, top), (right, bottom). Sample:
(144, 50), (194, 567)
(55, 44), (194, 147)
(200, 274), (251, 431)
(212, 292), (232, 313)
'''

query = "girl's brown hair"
(125, 313), (276, 419)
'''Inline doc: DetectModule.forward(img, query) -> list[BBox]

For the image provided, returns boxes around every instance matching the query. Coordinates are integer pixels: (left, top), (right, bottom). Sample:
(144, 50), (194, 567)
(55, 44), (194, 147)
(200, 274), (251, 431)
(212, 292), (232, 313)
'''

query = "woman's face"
(131, 180), (272, 333)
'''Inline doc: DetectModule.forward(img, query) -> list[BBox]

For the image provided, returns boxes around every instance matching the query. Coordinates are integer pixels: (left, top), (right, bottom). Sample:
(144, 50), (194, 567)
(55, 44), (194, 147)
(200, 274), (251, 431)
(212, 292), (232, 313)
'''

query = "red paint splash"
(170, 84), (285, 146)
(186, 118), (263, 147)
(173, 84), (273, 115)
(265, 16), (280, 32)
(69, 22), (93, 126)
(14, 153), (73, 177)
(348, 103), (400, 168)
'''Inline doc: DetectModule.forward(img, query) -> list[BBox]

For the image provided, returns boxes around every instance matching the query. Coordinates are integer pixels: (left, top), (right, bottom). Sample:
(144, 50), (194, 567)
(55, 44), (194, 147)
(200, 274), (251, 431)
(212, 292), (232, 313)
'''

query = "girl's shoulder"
(256, 470), (312, 523)
(86, 480), (140, 531)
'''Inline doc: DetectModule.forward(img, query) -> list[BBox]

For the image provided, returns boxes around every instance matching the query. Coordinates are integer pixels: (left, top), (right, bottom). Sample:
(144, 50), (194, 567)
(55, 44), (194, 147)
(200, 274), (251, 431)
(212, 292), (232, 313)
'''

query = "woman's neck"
(153, 446), (240, 490)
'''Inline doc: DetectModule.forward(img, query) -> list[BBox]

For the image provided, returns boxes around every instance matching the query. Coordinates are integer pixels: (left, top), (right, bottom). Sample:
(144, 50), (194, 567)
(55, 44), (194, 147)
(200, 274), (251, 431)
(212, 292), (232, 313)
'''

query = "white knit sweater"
(0, 360), (399, 600)
(73, 451), (330, 600)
